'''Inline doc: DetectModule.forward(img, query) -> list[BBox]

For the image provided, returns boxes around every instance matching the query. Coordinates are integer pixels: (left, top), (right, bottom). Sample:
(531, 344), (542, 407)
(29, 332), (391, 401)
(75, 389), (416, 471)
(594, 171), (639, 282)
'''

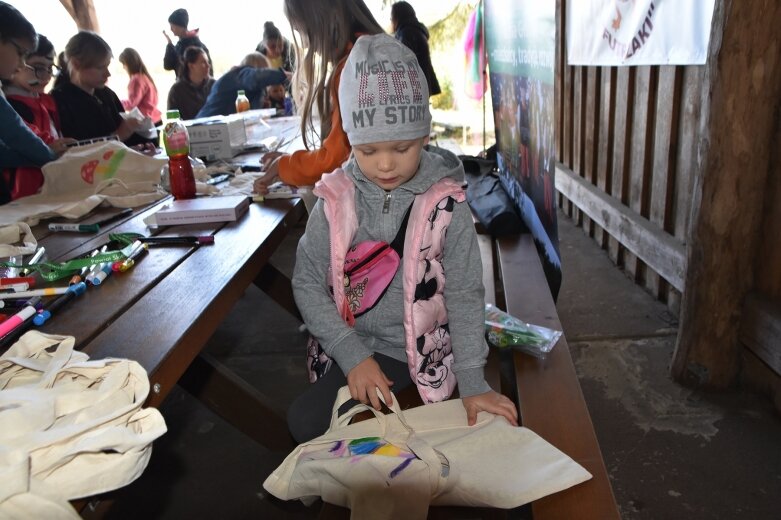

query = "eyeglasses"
(8, 39), (31, 59)
(25, 64), (61, 78)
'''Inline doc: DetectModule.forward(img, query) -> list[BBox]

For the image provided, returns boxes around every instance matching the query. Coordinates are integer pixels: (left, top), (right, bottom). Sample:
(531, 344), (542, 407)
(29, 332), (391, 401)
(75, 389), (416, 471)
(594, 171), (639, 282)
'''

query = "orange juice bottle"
(235, 90), (250, 113)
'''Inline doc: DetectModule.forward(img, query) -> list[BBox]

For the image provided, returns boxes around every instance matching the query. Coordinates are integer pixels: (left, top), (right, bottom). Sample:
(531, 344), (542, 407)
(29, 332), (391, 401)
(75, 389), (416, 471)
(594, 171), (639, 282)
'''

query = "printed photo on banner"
(484, 0), (561, 297)
(567, 0), (716, 66)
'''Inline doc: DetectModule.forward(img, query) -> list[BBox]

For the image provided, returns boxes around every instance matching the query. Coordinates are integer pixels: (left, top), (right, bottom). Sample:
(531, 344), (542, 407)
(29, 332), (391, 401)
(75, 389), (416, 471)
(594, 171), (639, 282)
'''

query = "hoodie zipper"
(382, 192), (391, 214)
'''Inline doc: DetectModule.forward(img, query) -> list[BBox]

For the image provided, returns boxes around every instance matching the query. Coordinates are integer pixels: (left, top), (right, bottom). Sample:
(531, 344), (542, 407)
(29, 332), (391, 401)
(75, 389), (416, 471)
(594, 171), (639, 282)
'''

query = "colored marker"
(48, 223), (100, 233)
(0, 298), (44, 310)
(84, 246), (109, 284)
(0, 283), (30, 293)
(33, 282), (87, 326)
(138, 236), (214, 246)
(21, 246), (46, 276)
(0, 296), (41, 345)
(0, 276), (36, 287)
(113, 241), (148, 272)
(91, 263), (113, 285)
(91, 208), (133, 227)
(0, 287), (70, 300)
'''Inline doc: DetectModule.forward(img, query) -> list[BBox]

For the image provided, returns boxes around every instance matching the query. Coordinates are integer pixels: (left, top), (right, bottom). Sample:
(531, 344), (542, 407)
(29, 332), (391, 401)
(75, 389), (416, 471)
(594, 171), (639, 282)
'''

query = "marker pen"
(138, 236), (214, 246)
(113, 241), (148, 272)
(0, 296), (41, 343)
(0, 287), (70, 300)
(21, 246), (46, 275)
(33, 282), (87, 326)
(0, 283), (30, 292)
(0, 298), (44, 310)
(0, 276), (36, 287)
(91, 263), (113, 285)
(48, 223), (100, 233)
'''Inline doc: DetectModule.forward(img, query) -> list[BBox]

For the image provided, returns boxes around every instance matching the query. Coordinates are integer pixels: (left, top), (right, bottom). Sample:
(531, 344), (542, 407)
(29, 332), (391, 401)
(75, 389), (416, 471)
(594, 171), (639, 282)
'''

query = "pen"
(0, 276), (36, 287)
(91, 208), (133, 228)
(112, 241), (148, 272)
(0, 283), (30, 293)
(91, 263), (113, 285)
(138, 236), (215, 246)
(0, 298), (44, 310)
(48, 223), (100, 233)
(0, 296), (41, 347)
(21, 246), (46, 276)
(33, 282), (87, 326)
(0, 287), (70, 300)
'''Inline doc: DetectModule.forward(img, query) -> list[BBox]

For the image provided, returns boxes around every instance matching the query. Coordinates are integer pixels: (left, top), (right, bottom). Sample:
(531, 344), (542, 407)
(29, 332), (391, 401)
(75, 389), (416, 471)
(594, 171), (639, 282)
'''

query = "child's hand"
(462, 390), (519, 427)
(346, 356), (394, 411)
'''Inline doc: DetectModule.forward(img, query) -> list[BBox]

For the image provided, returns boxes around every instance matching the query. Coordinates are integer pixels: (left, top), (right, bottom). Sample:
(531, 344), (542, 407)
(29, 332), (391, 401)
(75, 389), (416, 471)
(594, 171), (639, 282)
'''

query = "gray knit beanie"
(339, 34), (431, 146)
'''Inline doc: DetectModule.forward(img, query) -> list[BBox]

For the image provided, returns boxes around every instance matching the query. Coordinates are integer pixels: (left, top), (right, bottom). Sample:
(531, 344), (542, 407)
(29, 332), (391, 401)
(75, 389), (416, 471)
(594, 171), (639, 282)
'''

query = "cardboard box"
(184, 114), (247, 161)
(150, 195), (251, 226)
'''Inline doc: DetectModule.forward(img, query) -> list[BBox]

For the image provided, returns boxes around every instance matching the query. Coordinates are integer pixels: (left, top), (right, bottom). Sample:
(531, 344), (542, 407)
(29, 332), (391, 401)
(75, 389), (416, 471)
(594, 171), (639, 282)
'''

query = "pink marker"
(0, 296), (41, 339)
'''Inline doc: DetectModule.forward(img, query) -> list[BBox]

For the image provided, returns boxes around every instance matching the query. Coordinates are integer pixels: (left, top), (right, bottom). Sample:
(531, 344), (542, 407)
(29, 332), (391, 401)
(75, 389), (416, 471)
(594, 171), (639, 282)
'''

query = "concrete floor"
(94, 210), (781, 520)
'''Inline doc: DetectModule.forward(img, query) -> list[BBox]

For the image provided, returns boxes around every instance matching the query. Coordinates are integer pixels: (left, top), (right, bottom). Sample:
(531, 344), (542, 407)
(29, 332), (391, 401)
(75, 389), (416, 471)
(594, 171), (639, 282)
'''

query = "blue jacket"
(195, 66), (286, 118)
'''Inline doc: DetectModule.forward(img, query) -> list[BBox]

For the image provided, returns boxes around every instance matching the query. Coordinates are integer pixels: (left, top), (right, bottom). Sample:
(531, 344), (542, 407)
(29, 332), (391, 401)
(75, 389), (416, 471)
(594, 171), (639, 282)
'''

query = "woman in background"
(195, 52), (286, 118)
(0, 2), (72, 203)
(255, 21), (295, 73)
(52, 31), (153, 148)
(4, 34), (73, 199)
(390, 1), (440, 97)
(118, 47), (161, 125)
(253, 0), (384, 195)
(167, 46), (214, 120)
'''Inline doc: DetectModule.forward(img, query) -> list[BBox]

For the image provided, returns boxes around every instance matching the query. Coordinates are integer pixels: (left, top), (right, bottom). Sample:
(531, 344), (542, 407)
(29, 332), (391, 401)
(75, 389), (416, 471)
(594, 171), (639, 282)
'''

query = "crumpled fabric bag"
(0, 331), (167, 517)
(0, 141), (167, 226)
(264, 386), (592, 519)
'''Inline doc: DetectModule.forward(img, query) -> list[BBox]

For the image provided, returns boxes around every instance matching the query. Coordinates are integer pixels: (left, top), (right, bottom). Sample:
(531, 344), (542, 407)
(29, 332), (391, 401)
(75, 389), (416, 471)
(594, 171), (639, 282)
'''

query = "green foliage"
(431, 78), (454, 110)
(428, 2), (476, 53)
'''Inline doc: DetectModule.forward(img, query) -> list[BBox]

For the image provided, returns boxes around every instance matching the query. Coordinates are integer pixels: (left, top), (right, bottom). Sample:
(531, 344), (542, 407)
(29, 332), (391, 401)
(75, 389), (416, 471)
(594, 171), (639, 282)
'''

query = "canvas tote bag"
(264, 386), (592, 519)
(0, 331), (167, 517)
(0, 141), (167, 227)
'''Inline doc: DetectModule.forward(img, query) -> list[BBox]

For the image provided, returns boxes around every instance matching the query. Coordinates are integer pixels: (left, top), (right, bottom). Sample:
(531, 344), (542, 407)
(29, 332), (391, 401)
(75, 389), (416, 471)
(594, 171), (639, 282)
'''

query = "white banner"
(567, 0), (716, 66)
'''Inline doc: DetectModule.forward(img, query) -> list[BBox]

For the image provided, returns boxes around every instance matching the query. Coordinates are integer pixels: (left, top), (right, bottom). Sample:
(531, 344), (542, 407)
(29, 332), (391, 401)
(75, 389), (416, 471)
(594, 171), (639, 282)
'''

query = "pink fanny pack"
(329, 203), (412, 321)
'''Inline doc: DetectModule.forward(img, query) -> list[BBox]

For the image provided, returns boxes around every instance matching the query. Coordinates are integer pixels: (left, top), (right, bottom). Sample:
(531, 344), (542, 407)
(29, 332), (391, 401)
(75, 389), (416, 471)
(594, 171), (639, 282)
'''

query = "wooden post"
(671, 0), (781, 385)
(59, 0), (99, 32)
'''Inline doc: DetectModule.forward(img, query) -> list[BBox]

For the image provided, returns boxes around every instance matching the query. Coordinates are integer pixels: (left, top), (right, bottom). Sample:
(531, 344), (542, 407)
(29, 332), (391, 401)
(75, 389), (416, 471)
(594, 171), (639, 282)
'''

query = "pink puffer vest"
(313, 169), (466, 403)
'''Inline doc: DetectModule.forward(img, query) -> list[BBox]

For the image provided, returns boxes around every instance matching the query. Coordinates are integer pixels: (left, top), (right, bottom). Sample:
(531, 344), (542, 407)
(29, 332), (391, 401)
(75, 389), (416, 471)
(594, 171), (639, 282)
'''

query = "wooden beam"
(671, 0), (781, 386)
(740, 293), (781, 376)
(555, 162), (686, 291)
(59, 0), (99, 32)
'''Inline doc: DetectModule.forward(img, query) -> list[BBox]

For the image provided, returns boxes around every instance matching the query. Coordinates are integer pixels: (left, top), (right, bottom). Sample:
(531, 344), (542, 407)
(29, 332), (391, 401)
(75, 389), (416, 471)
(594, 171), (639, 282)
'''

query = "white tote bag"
(0, 331), (167, 516)
(264, 386), (592, 519)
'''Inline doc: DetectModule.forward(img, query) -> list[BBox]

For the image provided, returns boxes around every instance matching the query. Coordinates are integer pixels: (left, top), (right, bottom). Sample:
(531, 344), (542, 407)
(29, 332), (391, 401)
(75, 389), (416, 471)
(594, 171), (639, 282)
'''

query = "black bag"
(460, 153), (526, 236)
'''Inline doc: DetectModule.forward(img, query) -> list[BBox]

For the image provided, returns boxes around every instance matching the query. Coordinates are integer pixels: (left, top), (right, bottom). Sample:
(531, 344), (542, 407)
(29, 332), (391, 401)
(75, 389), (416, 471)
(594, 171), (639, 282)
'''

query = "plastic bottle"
(162, 109), (196, 200)
(235, 90), (250, 113)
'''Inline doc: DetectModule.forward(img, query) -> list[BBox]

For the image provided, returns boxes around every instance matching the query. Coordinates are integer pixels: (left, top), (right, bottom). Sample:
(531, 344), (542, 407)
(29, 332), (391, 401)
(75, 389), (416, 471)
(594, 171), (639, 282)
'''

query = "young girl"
(288, 34), (517, 443)
(253, 0), (383, 195)
(0, 2), (72, 203)
(4, 34), (73, 199)
(255, 21), (295, 73)
(167, 46), (214, 120)
(52, 31), (152, 148)
(118, 47), (162, 125)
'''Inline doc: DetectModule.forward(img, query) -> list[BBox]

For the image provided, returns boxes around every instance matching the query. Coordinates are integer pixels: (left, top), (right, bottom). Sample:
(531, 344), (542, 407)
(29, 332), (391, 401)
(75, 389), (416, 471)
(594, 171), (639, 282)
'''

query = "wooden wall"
(553, 0), (697, 309)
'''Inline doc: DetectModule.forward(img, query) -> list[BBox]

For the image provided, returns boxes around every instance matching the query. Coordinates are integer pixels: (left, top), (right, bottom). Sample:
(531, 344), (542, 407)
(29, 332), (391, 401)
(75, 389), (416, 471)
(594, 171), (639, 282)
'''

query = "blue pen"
(33, 282), (87, 326)
(91, 263), (113, 286)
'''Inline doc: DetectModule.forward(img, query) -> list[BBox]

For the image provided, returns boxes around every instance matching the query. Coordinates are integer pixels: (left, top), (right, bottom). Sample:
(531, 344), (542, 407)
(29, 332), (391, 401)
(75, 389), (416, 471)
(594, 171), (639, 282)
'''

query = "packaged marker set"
(484, 303), (562, 359)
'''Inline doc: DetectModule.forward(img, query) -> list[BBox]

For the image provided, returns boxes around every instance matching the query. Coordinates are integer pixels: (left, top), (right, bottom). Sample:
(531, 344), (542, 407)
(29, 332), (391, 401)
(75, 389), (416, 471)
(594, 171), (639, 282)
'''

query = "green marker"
(48, 222), (100, 233)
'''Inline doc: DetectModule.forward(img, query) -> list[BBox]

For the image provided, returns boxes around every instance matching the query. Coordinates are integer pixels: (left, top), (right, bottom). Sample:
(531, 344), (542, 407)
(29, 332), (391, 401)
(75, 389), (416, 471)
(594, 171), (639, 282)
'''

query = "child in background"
(263, 83), (286, 111)
(4, 34), (74, 199)
(52, 31), (154, 149)
(118, 47), (162, 125)
(195, 52), (287, 118)
(287, 34), (518, 443)
(0, 2), (73, 204)
(253, 0), (383, 196)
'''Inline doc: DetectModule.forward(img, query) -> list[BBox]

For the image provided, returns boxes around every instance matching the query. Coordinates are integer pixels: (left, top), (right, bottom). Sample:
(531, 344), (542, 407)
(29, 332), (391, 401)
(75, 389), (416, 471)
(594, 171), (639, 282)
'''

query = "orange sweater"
(277, 57), (351, 187)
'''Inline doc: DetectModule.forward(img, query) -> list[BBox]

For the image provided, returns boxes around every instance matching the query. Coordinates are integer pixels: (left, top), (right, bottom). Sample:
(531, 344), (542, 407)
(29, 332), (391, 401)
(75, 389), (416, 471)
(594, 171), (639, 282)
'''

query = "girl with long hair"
(118, 47), (161, 124)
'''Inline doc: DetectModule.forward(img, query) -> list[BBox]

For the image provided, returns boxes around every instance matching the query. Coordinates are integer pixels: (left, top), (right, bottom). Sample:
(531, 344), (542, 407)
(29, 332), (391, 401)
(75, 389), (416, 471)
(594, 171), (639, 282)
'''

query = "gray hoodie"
(293, 146), (491, 398)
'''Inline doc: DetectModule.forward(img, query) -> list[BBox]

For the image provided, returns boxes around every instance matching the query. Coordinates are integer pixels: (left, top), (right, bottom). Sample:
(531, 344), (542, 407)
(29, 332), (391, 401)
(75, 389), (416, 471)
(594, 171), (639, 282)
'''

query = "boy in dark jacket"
(162, 8), (212, 77)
